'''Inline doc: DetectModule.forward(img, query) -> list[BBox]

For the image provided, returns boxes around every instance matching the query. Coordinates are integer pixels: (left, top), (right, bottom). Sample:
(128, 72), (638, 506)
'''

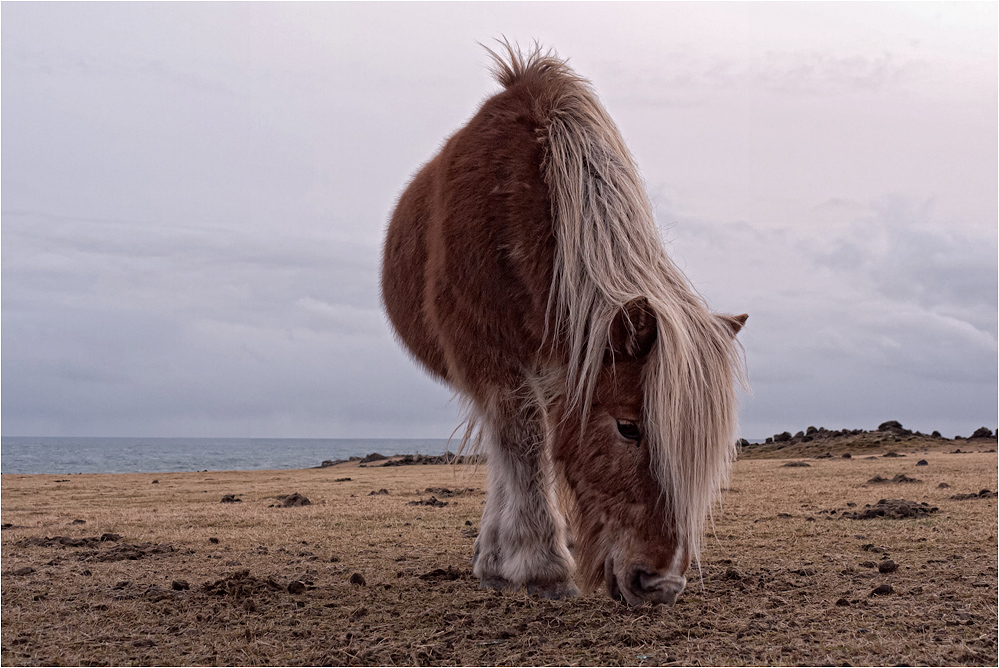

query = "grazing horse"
(381, 44), (747, 606)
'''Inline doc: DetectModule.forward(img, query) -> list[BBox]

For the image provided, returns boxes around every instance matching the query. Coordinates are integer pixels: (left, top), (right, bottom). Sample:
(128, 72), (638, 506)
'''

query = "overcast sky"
(2, 2), (996, 440)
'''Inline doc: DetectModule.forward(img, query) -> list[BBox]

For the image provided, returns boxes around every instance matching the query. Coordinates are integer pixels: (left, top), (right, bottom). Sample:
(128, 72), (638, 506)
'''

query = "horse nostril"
(632, 568), (656, 593)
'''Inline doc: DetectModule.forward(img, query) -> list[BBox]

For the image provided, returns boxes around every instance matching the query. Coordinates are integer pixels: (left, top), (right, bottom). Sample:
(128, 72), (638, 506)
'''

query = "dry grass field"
(2, 444), (996, 666)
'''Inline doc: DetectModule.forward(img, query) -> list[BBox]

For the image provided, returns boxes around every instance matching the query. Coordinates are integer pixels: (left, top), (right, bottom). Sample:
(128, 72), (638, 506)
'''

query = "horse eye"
(616, 420), (641, 442)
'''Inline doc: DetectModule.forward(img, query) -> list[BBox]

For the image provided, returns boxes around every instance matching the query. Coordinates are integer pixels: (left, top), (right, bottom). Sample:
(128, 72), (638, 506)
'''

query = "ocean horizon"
(0, 434), (782, 476)
(0, 437), (455, 475)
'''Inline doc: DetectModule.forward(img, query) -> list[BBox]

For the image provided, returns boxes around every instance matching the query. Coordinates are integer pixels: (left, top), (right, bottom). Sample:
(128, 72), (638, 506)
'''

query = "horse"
(381, 43), (747, 607)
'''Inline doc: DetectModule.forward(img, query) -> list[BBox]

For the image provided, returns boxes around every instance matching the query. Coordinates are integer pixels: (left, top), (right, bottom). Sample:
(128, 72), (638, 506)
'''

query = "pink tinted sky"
(2, 2), (995, 439)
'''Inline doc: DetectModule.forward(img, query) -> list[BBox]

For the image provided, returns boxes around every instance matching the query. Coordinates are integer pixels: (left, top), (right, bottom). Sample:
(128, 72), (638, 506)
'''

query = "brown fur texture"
(382, 42), (746, 605)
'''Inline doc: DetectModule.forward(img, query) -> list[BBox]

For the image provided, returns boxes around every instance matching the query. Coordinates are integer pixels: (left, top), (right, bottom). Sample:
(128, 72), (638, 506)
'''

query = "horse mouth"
(604, 556), (686, 607)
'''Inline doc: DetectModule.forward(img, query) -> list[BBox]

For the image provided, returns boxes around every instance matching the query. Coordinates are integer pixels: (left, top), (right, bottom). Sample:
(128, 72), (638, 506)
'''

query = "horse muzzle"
(604, 557), (686, 607)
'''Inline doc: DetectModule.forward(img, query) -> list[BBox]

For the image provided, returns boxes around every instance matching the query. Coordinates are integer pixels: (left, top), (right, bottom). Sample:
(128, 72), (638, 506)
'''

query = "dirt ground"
(2, 445), (996, 666)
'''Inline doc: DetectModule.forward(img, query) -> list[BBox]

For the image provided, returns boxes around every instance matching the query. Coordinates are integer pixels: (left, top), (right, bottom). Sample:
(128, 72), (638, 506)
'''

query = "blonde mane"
(487, 42), (746, 564)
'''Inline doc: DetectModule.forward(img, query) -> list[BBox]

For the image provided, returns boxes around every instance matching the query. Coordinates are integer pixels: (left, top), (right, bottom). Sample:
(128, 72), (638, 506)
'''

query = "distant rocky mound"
(316, 452), (477, 469)
(311, 422), (996, 467)
(379, 453), (476, 467)
(738, 421), (997, 459)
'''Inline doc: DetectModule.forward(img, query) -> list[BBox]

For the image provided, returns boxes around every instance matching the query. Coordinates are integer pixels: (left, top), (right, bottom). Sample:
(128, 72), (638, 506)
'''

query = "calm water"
(0, 437), (453, 475)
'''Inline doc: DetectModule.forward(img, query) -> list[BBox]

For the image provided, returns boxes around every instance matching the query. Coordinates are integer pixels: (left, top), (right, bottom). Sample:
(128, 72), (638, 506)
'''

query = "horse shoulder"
(427, 87), (561, 390)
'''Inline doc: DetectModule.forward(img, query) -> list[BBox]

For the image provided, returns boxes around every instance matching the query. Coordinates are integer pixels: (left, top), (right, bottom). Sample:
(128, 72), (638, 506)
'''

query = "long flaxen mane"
(486, 43), (746, 566)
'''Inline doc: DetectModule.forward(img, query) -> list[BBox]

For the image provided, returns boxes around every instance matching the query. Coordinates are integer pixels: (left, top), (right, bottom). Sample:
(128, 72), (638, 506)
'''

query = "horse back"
(382, 81), (558, 396)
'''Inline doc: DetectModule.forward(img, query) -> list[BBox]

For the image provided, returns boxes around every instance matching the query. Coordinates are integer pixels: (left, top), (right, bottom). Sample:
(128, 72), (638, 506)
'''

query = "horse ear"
(718, 313), (748, 337)
(609, 298), (658, 360)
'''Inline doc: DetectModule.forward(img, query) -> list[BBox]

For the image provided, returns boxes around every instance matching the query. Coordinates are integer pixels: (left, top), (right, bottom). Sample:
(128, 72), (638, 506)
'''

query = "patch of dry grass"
(2, 450), (996, 666)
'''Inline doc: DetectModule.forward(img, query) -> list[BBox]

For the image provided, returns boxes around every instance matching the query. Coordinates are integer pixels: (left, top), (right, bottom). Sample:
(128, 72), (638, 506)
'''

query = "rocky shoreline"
(738, 421), (997, 459)
(315, 451), (476, 469)
(314, 421), (997, 468)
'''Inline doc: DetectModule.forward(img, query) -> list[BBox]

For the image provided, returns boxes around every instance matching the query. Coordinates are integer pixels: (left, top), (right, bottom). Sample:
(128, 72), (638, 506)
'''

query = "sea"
(0, 437), (454, 475)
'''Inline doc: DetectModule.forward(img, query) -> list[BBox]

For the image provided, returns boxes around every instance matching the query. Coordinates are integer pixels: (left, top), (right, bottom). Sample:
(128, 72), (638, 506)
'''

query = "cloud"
(2, 45), (237, 98)
(813, 197), (997, 338)
(602, 50), (936, 110)
(660, 196), (997, 437)
(2, 2), (995, 442)
(1, 209), (461, 438)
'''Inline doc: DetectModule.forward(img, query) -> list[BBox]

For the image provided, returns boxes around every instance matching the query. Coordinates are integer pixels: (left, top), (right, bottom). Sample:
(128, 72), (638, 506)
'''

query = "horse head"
(554, 298), (747, 607)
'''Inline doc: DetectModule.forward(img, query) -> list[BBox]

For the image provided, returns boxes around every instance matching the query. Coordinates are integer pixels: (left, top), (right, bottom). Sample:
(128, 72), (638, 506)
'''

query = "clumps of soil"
(220, 494), (242, 503)
(17, 534), (121, 548)
(870, 584), (894, 596)
(782, 461), (811, 468)
(418, 566), (468, 581)
(938, 482), (951, 489)
(882, 451), (905, 458)
(422, 487), (478, 497)
(407, 496), (449, 507)
(334, 477), (351, 482)
(18, 535), (183, 563)
(878, 559), (899, 573)
(368, 489), (389, 496)
(841, 498), (938, 520)
(867, 474), (921, 484)
(202, 570), (286, 598)
(85, 543), (179, 563)
(270, 493), (310, 507)
(949, 489), (997, 501)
